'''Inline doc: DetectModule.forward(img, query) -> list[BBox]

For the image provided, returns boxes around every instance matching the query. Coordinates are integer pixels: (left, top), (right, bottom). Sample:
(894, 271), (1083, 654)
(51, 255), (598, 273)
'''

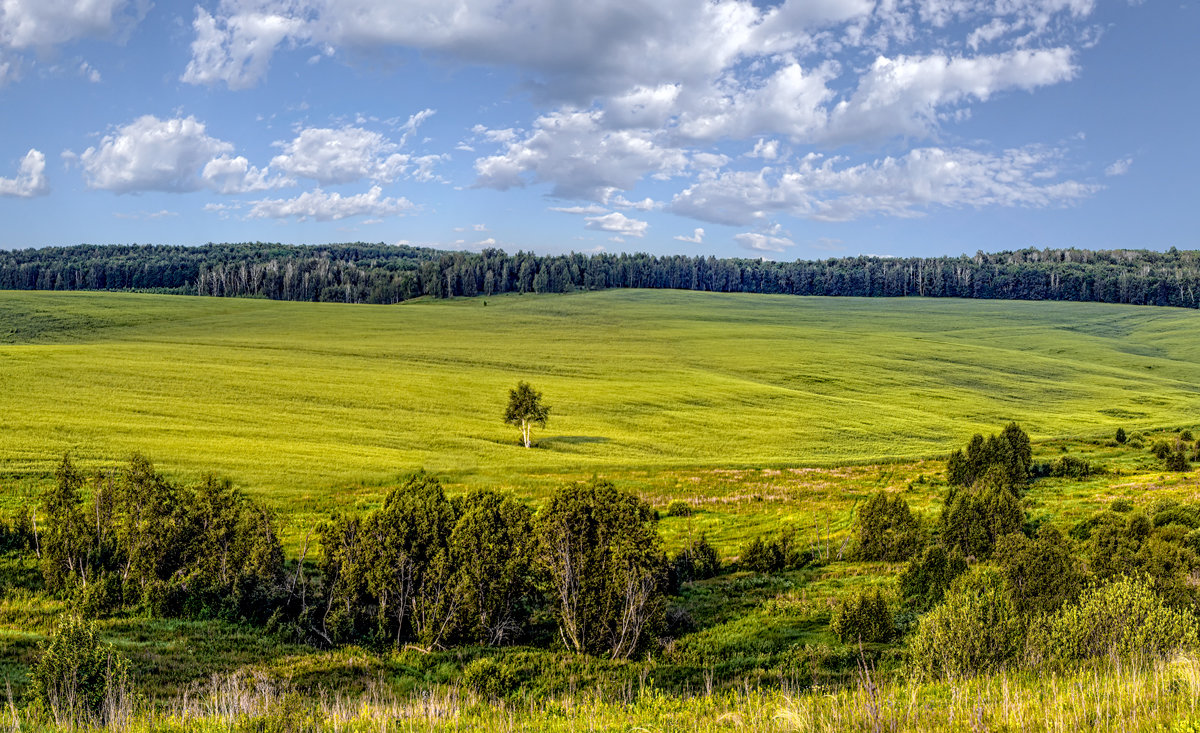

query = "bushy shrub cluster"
(739, 528), (810, 573)
(945, 422), (1033, 493)
(854, 492), (925, 562)
(319, 476), (667, 659)
(670, 535), (721, 586)
(36, 455), (284, 621)
(830, 589), (893, 644)
(29, 614), (131, 728)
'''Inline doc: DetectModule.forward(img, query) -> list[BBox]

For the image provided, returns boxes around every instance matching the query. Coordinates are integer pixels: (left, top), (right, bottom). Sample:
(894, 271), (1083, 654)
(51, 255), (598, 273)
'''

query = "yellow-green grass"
(2, 289), (1199, 517)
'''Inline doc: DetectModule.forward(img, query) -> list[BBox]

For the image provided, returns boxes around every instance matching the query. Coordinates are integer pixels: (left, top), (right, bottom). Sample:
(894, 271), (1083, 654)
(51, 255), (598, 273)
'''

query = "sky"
(0, 0), (1195, 260)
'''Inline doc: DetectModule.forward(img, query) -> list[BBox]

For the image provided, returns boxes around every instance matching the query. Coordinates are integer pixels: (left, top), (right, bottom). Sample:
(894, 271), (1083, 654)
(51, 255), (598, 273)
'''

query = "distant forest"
(2, 242), (1199, 308)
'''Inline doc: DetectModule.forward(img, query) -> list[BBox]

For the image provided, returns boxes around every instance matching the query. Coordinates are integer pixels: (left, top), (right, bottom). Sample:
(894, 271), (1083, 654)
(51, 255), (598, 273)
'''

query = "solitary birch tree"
(504, 381), (550, 448)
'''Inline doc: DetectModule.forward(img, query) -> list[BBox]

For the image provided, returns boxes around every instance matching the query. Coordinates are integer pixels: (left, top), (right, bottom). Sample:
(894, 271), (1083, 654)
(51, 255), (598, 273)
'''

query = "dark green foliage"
(448, 490), (537, 646)
(462, 657), (519, 699)
(899, 545), (968, 612)
(1044, 455), (1105, 480)
(1110, 499), (1133, 513)
(504, 381), (549, 448)
(830, 589), (893, 644)
(1182, 430), (1195, 442)
(670, 535), (721, 586)
(854, 492), (925, 562)
(1115, 427), (1127, 444)
(29, 615), (131, 727)
(940, 472), (1025, 559)
(9, 243), (1200, 309)
(537, 480), (666, 659)
(1151, 440), (1173, 459)
(993, 525), (1081, 616)
(665, 500), (693, 518)
(35, 455), (284, 621)
(1165, 448), (1191, 472)
(738, 528), (809, 573)
(946, 423), (1032, 494)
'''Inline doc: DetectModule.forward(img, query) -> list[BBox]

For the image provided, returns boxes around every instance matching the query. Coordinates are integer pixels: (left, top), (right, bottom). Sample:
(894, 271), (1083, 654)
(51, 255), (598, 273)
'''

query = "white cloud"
(1105, 156), (1132, 176)
(78, 60), (101, 83)
(78, 115), (234, 193)
(748, 139), (780, 160)
(181, 7), (305, 90)
(247, 186), (413, 221)
(549, 204), (608, 215)
(0, 148), (49, 197)
(76, 114), (296, 195)
(674, 227), (704, 243)
(584, 211), (648, 237)
(734, 232), (795, 252)
(0, 0), (148, 49)
(671, 146), (1098, 224)
(113, 209), (178, 220)
(824, 48), (1077, 143)
(474, 108), (688, 199)
(202, 154), (292, 193)
(270, 125), (439, 185)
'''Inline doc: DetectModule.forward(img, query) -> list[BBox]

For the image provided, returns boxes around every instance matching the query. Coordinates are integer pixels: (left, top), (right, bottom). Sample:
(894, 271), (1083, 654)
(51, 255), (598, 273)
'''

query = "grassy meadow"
(2, 289), (1199, 502)
(3, 288), (1200, 730)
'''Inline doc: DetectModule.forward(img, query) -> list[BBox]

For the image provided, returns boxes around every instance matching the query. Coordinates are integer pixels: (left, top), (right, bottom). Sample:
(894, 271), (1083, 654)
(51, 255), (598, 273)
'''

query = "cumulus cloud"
(584, 211), (648, 237)
(671, 146), (1098, 224)
(0, 148), (49, 197)
(270, 123), (440, 185)
(76, 114), (290, 194)
(674, 228), (704, 243)
(474, 108), (688, 199)
(0, 0), (149, 49)
(247, 186), (413, 221)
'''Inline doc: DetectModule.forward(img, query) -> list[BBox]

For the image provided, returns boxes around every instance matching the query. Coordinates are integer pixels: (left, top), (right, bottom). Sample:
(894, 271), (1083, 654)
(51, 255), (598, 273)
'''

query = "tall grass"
(8, 655), (1200, 731)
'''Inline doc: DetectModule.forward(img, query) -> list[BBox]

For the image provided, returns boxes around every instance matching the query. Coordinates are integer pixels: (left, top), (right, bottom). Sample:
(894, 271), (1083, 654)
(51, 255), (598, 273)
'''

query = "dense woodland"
(2, 243), (1200, 308)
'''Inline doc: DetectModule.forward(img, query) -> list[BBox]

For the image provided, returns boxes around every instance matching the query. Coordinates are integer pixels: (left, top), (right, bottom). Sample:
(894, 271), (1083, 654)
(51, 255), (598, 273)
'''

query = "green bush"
(1115, 427), (1128, 444)
(665, 500), (693, 518)
(854, 492), (925, 562)
(908, 567), (1024, 677)
(993, 525), (1081, 616)
(671, 535), (721, 585)
(940, 473), (1024, 559)
(899, 545), (967, 612)
(29, 615), (131, 727)
(738, 528), (809, 573)
(1027, 575), (1200, 665)
(1152, 440), (1173, 459)
(830, 588), (893, 644)
(462, 657), (519, 699)
(1166, 449), (1191, 472)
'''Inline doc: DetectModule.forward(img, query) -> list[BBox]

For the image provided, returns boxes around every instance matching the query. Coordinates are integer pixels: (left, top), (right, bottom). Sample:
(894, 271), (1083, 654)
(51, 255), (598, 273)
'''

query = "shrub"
(854, 492), (925, 562)
(462, 657), (519, 699)
(1115, 427), (1128, 444)
(1152, 440), (1173, 459)
(1027, 575), (1200, 665)
(537, 480), (666, 659)
(830, 588), (893, 644)
(671, 535), (721, 585)
(1110, 499), (1133, 513)
(945, 423), (1033, 492)
(29, 615), (131, 728)
(738, 529), (809, 573)
(1166, 449), (1191, 472)
(993, 525), (1081, 616)
(908, 567), (1025, 677)
(1047, 455), (1104, 480)
(1183, 430), (1195, 442)
(665, 500), (693, 518)
(900, 545), (968, 613)
(940, 473), (1024, 559)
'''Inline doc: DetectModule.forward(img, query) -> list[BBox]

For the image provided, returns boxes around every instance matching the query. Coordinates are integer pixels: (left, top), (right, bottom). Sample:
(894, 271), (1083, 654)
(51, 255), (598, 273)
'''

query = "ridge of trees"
(2, 243), (1200, 308)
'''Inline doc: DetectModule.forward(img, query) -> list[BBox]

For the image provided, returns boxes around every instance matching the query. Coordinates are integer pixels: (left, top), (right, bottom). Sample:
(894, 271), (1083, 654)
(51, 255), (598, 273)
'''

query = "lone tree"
(504, 381), (550, 448)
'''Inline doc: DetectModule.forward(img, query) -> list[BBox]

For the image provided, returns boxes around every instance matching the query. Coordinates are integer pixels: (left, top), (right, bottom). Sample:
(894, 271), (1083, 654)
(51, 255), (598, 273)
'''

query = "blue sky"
(0, 0), (1194, 260)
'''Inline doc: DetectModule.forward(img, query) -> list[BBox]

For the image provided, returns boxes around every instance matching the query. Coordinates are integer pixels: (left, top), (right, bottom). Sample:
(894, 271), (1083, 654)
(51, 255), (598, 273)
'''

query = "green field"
(4, 289), (1200, 730)
(2, 289), (1198, 502)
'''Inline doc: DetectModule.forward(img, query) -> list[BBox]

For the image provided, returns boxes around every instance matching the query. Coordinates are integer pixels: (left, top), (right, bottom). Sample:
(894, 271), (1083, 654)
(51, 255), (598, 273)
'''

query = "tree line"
(3, 243), (1200, 308)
